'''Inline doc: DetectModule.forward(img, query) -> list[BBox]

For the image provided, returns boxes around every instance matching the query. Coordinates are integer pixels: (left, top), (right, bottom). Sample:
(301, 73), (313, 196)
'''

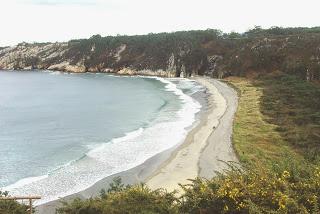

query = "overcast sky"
(0, 0), (319, 46)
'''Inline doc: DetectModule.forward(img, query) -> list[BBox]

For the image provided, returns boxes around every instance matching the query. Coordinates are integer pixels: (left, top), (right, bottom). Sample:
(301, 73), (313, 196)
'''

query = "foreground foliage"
(0, 191), (30, 214)
(180, 166), (320, 213)
(57, 166), (320, 214)
(56, 178), (178, 214)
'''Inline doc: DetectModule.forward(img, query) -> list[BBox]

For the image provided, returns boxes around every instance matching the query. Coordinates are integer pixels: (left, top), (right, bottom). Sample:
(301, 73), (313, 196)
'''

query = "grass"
(225, 77), (302, 169)
(225, 72), (320, 176)
(257, 73), (320, 162)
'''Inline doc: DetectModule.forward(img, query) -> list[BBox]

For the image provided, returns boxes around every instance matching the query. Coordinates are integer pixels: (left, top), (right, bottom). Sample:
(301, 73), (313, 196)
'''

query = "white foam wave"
(3, 77), (202, 205)
(4, 175), (48, 191)
(49, 71), (62, 75)
(87, 128), (144, 162)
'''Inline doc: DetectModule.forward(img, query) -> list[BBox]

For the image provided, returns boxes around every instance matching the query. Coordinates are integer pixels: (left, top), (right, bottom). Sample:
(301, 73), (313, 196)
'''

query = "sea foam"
(2, 77), (202, 205)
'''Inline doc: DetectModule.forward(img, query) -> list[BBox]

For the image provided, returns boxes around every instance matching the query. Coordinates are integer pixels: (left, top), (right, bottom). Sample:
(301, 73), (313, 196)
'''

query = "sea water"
(0, 70), (204, 204)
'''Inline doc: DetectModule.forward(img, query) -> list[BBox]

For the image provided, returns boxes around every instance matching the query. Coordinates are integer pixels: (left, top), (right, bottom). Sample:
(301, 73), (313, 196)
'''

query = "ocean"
(0, 70), (204, 204)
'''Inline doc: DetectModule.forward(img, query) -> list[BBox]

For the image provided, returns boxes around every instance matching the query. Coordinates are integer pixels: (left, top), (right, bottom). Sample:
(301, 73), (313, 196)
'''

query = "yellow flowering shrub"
(180, 166), (320, 213)
(57, 166), (319, 213)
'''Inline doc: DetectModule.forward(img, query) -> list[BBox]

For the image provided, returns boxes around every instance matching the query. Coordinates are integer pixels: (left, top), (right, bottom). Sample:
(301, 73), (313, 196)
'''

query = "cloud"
(20, 0), (99, 6)
(1, 0), (320, 46)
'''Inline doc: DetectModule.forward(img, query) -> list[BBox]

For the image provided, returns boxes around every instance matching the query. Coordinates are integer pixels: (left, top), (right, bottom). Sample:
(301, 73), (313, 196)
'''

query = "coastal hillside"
(1, 27), (320, 213)
(0, 27), (320, 81)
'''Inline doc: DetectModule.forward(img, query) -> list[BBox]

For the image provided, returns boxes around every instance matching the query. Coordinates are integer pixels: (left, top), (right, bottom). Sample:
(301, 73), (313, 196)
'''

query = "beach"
(147, 77), (238, 191)
(36, 76), (238, 213)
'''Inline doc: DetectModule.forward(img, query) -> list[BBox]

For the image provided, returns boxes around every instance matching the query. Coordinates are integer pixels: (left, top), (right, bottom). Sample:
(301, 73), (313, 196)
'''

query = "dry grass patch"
(225, 77), (303, 169)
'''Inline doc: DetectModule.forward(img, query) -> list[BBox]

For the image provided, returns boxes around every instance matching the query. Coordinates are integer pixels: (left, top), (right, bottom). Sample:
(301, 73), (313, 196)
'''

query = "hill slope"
(0, 27), (320, 81)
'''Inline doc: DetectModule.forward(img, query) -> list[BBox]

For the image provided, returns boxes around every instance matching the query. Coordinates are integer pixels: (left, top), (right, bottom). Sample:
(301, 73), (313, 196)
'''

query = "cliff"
(0, 27), (320, 80)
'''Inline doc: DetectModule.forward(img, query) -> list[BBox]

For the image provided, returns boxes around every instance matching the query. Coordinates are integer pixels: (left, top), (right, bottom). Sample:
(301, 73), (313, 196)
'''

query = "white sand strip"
(147, 76), (238, 191)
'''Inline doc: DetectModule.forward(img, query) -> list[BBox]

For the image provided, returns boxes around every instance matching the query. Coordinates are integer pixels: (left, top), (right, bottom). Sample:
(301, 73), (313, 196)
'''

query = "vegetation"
(0, 191), (30, 214)
(180, 166), (320, 213)
(65, 29), (222, 73)
(258, 73), (320, 162)
(56, 166), (320, 214)
(2, 27), (320, 213)
(3, 27), (320, 81)
(56, 73), (320, 213)
(225, 76), (301, 168)
(222, 74), (320, 212)
(57, 178), (178, 214)
(227, 73), (320, 163)
(62, 27), (320, 80)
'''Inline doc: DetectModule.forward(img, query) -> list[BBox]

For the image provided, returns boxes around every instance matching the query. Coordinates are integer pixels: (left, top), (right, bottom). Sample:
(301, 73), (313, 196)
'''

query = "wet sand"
(36, 76), (238, 213)
(146, 77), (238, 191)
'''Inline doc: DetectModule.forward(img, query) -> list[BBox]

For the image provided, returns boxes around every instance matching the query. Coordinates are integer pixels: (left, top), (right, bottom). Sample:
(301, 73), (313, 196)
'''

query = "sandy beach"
(146, 77), (238, 191)
(36, 76), (238, 213)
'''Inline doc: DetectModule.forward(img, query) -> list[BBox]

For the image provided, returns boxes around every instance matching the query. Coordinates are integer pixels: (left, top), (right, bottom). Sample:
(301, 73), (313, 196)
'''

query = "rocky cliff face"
(0, 43), (68, 70)
(1, 29), (320, 81)
(0, 41), (192, 77)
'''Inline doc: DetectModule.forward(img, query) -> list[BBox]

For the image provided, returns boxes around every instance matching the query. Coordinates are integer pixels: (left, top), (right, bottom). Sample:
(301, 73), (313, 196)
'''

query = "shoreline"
(146, 77), (238, 191)
(36, 76), (238, 213)
(0, 69), (176, 78)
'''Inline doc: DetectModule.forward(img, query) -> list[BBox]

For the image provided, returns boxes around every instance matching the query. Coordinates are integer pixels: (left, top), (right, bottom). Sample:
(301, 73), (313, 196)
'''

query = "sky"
(0, 0), (319, 46)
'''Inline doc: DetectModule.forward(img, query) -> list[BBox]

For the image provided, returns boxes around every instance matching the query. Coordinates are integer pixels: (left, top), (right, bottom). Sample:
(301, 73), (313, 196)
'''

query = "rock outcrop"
(206, 55), (223, 77)
(0, 42), (192, 77)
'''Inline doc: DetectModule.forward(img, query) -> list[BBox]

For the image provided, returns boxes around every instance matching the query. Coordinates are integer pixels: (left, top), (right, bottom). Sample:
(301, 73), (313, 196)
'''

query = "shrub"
(57, 166), (320, 214)
(179, 166), (320, 213)
(56, 178), (179, 214)
(0, 191), (30, 214)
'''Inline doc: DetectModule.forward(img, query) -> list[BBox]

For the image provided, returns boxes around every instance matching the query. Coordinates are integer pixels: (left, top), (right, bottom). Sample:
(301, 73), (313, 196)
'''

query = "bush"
(0, 191), (30, 214)
(257, 73), (320, 162)
(180, 166), (320, 213)
(56, 178), (179, 214)
(57, 166), (320, 214)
